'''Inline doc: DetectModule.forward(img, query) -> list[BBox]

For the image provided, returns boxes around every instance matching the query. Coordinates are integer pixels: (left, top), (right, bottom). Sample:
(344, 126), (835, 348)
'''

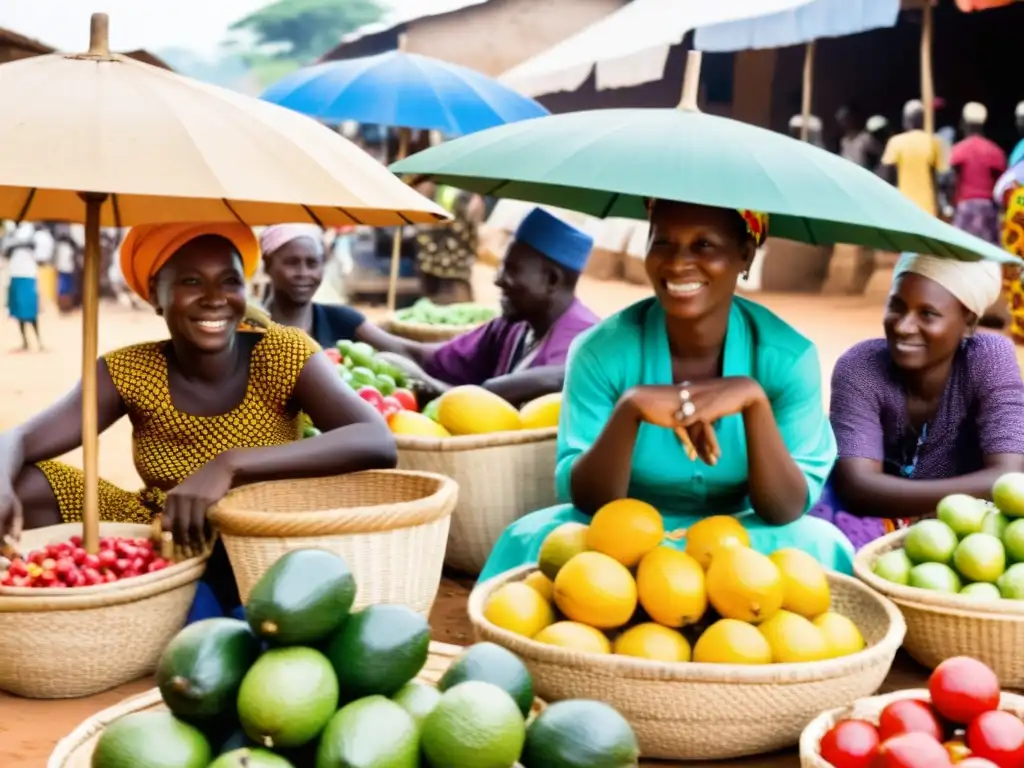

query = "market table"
(0, 576), (930, 767)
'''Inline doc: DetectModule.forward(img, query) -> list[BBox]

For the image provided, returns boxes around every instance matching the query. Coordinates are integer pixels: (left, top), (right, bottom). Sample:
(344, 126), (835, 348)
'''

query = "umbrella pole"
(678, 50), (702, 111)
(920, 2), (935, 136)
(79, 192), (108, 555)
(386, 127), (410, 314)
(800, 41), (816, 142)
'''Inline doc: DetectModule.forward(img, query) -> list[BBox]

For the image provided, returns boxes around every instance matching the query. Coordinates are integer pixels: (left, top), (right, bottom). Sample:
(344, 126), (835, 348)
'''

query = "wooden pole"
(800, 41), (816, 142)
(79, 192), (108, 555)
(386, 127), (410, 314)
(88, 13), (110, 57)
(921, 3), (935, 136)
(678, 50), (702, 112)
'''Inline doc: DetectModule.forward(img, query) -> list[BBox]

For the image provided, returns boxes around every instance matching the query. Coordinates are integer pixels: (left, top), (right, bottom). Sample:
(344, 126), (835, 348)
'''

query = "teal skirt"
(479, 505), (856, 582)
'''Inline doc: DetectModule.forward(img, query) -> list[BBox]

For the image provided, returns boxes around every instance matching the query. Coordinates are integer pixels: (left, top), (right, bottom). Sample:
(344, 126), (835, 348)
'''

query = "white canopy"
(499, 0), (814, 98)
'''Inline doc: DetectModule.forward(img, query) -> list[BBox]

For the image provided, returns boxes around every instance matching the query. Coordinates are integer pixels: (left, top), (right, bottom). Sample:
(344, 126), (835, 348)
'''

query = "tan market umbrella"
(0, 14), (448, 553)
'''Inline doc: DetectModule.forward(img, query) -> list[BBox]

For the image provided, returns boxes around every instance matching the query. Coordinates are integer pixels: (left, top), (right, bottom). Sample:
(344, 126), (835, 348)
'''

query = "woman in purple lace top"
(812, 252), (1024, 550)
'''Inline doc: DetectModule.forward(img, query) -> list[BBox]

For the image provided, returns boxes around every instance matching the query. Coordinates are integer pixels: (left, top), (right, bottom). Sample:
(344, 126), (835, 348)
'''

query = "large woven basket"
(468, 565), (906, 761)
(208, 470), (456, 613)
(800, 688), (1024, 767)
(0, 523), (207, 699)
(384, 316), (485, 342)
(854, 528), (1024, 687)
(48, 641), (543, 767)
(396, 428), (557, 575)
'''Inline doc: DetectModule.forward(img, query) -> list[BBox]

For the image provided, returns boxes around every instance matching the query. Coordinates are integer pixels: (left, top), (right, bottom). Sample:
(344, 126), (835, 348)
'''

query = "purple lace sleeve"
(829, 341), (889, 463)
(970, 334), (1024, 455)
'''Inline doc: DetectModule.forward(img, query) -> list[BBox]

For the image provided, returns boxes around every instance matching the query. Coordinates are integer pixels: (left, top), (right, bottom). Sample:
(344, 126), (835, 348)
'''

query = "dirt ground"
(0, 264), (937, 766)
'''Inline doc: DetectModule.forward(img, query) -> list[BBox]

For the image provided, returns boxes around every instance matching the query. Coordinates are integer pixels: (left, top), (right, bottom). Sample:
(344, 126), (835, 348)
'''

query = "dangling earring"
(741, 269), (750, 280)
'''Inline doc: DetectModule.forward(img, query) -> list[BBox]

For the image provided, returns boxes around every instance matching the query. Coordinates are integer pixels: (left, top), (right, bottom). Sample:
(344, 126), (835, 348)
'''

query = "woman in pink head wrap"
(261, 224), (400, 350)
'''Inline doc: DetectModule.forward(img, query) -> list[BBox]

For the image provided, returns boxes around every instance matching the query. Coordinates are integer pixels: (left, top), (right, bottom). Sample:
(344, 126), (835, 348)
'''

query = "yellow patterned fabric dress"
(1001, 184), (1024, 346)
(37, 323), (318, 523)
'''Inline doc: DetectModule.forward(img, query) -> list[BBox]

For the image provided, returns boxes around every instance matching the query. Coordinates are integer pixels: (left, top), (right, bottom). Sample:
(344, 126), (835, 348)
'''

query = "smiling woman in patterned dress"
(812, 253), (1024, 549)
(0, 223), (398, 556)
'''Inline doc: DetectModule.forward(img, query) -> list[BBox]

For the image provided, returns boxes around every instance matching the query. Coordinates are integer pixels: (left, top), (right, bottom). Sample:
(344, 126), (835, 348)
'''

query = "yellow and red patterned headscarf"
(737, 209), (769, 247)
(645, 198), (769, 246)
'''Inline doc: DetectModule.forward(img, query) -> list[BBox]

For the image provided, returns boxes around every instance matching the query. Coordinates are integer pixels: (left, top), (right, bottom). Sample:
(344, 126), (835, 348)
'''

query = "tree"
(231, 0), (384, 63)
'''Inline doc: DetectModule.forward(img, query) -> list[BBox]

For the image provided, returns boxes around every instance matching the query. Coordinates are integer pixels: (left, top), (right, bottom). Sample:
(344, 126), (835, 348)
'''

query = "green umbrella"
(392, 105), (1016, 264)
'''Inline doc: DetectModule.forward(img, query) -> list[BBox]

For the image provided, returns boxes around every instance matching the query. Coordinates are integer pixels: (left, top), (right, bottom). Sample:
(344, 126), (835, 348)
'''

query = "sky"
(0, 0), (435, 56)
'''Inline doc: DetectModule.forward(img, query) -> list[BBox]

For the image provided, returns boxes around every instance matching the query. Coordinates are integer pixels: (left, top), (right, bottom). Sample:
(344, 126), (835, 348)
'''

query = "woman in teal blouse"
(479, 200), (854, 581)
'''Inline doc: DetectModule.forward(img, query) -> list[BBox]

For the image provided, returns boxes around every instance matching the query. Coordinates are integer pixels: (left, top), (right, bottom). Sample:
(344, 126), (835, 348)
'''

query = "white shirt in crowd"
(54, 240), (76, 273)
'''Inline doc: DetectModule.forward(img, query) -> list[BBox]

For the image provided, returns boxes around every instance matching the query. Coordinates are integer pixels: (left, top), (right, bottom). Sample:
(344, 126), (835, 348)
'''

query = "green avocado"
(437, 642), (534, 718)
(245, 549), (356, 646)
(92, 711), (211, 768)
(519, 700), (640, 768)
(156, 618), (261, 724)
(326, 604), (430, 700)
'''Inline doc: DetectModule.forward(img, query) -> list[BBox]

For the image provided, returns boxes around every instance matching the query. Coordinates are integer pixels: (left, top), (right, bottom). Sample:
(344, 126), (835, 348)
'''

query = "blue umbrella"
(260, 50), (550, 136)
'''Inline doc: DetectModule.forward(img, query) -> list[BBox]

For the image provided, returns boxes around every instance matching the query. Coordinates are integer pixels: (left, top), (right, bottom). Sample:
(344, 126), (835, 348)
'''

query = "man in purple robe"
(373, 207), (600, 406)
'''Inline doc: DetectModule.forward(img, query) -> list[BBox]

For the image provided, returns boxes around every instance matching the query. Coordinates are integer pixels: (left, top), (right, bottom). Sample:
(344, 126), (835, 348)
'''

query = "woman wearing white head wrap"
(809, 253), (1024, 551)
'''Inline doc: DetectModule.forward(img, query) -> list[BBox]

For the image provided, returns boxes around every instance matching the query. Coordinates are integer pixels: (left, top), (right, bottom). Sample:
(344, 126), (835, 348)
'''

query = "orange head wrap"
(120, 223), (261, 302)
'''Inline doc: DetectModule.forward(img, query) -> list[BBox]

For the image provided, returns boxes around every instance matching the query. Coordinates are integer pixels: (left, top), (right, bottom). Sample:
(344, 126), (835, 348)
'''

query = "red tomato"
(379, 395), (403, 420)
(930, 657), (1002, 725)
(879, 700), (944, 742)
(874, 732), (954, 767)
(324, 347), (342, 364)
(357, 386), (386, 412)
(966, 710), (1024, 767)
(819, 719), (880, 768)
(391, 388), (418, 412)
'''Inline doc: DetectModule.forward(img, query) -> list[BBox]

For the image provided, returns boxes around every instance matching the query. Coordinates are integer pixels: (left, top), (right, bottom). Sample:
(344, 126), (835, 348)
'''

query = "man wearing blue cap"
(370, 207), (600, 406)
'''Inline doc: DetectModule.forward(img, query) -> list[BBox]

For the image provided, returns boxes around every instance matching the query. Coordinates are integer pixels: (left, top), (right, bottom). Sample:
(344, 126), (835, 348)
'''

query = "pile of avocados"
(90, 548), (641, 768)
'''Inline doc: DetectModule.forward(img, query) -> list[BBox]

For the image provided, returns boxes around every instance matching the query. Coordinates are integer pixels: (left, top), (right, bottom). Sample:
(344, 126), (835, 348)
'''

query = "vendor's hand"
(0, 480), (23, 546)
(623, 386), (720, 465)
(675, 377), (766, 429)
(162, 454), (236, 548)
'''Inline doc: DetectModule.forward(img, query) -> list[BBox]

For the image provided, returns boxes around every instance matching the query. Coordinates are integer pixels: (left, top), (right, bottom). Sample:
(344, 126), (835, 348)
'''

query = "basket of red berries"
(800, 656), (1024, 767)
(0, 522), (208, 699)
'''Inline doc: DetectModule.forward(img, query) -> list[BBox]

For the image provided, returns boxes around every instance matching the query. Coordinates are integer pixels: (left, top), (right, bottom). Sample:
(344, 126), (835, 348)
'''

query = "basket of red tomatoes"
(0, 522), (208, 698)
(800, 656), (1024, 767)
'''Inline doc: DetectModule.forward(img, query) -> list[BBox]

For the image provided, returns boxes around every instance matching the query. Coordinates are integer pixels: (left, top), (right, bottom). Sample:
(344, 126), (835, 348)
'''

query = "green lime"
(873, 549), (913, 585)
(420, 681), (526, 768)
(209, 748), (294, 767)
(438, 642), (534, 718)
(953, 533), (1006, 583)
(391, 680), (442, 726)
(237, 647), (338, 749)
(998, 562), (1024, 599)
(960, 582), (1002, 600)
(937, 494), (988, 538)
(908, 562), (962, 593)
(982, 510), (1010, 538)
(315, 695), (419, 768)
(1003, 518), (1024, 562)
(92, 711), (211, 768)
(904, 520), (958, 565)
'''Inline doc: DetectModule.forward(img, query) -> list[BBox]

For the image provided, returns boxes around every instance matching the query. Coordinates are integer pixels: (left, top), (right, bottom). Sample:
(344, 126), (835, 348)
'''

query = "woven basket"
(385, 316), (486, 342)
(468, 565), (906, 761)
(800, 688), (1024, 767)
(48, 641), (543, 768)
(395, 428), (557, 575)
(854, 527), (1024, 687)
(0, 522), (207, 699)
(208, 470), (456, 613)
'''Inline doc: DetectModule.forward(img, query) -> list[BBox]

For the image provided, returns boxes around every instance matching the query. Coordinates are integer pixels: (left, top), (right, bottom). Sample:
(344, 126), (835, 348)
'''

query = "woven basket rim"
(208, 469), (458, 537)
(0, 523), (211, 600)
(395, 427), (557, 451)
(0, 556), (207, 613)
(468, 565), (906, 685)
(798, 688), (1024, 766)
(854, 528), (1024, 617)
